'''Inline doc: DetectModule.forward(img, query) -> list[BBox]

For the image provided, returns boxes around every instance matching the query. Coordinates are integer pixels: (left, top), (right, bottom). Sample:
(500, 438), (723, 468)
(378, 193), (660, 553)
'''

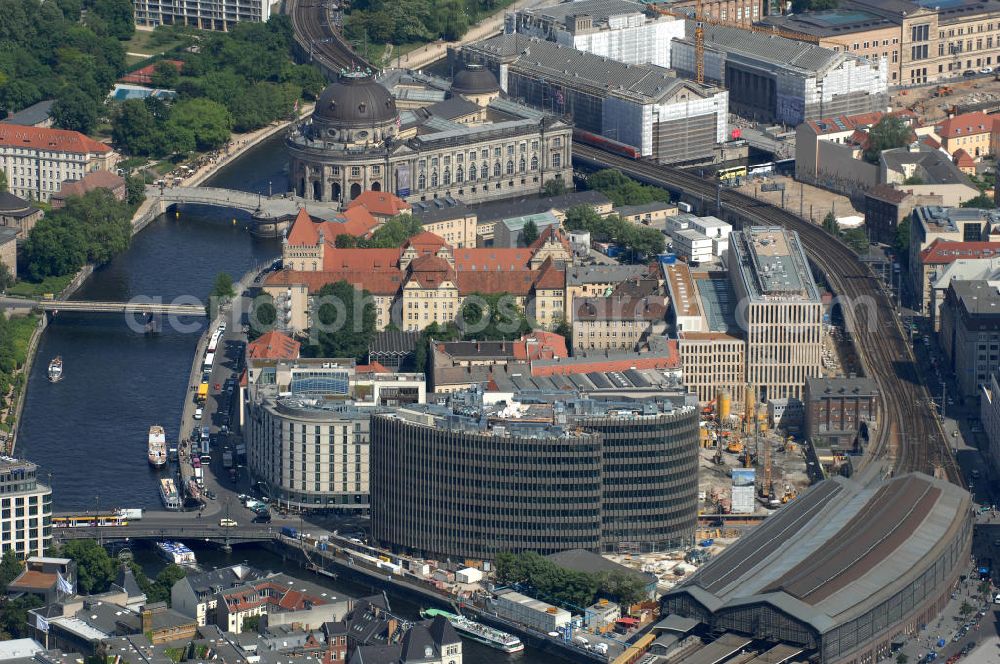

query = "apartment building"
(940, 279), (1000, 401)
(0, 125), (115, 202)
(0, 457), (52, 557)
(572, 295), (667, 351)
(935, 112), (994, 159)
(133, 0), (271, 30)
(908, 206), (1000, 312)
(727, 227), (823, 402)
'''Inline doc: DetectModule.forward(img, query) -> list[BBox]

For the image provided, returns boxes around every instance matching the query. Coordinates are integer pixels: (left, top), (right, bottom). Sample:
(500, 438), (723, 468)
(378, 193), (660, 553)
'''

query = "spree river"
(16, 136), (552, 663)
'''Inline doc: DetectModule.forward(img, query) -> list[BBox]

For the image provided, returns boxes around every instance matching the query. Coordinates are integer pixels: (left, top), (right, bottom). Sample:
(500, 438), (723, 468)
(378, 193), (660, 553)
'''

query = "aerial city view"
(7, 0), (1000, 662)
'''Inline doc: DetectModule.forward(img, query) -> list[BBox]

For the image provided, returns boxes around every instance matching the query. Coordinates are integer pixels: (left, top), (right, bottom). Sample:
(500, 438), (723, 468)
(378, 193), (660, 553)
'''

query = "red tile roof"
(954, 148), (975, 168)
(346, 191), (412, 217)
(52, 170), (125, 201)
(323, 248), (401, 272)
(533, 257), (565, 289)
(936, 112), (992, 139)
(119, 60), (183, 85)
(919, 239), (1000, 264)
(286, 208), (323, 245)
(247, 331), (301, 360)
(403, 231), (448, 255)
(339, 207), (379, 237)
(514, 330), (568, 360)
(455, 270), (537, 296)
(453, 248), (533, 271)
(265, 269), (403, 296)
(0, 125), (111, 154)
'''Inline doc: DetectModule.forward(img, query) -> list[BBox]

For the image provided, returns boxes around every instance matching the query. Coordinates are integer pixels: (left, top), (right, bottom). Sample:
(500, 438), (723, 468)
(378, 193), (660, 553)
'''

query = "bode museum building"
(286, 66), (573, 205)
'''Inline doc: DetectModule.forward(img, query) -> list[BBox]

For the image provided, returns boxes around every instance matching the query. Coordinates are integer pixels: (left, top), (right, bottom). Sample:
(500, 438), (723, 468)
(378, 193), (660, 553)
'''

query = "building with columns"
(286, 68), (572, 206)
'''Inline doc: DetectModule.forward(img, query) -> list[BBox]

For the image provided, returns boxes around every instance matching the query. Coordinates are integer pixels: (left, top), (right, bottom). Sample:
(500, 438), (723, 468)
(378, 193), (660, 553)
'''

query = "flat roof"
(730, 227), (819, 302)
(694, 275), (739, 333)
(466, 34), (716, 104)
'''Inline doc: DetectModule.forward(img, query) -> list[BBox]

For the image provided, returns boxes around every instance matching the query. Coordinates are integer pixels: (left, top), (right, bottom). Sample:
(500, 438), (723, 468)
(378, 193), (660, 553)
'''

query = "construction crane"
(645, 1), (822, 87)
(694, 0), (704, 85)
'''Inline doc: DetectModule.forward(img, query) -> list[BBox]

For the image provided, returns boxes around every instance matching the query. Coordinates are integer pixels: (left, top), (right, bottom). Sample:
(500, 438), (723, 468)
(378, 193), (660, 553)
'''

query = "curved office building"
(371, 392), (699, 561)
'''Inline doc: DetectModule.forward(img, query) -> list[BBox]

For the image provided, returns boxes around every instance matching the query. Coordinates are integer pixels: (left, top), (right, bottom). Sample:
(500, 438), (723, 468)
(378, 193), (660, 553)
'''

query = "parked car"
(194, 407), (203, 420)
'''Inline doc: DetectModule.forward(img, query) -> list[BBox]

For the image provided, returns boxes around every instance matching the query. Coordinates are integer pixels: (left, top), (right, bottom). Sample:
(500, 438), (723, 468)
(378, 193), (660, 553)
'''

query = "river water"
(16, 135), (551, 663)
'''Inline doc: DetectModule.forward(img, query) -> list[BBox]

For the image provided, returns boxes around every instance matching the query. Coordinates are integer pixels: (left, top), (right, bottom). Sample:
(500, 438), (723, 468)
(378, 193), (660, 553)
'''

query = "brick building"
(805, 376), (879, 450)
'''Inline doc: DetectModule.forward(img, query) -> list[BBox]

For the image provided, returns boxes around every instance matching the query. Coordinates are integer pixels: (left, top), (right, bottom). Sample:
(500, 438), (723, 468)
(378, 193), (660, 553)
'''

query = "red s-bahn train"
(572, 128), (641, 159)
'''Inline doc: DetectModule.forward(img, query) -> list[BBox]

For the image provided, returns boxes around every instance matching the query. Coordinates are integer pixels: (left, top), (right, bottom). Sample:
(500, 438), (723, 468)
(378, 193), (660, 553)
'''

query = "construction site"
(601, 385), (813, 596)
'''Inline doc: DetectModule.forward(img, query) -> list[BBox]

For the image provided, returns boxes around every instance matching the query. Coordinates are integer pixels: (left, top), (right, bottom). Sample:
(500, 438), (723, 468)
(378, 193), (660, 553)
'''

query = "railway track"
(288, 0), (370, 76)
(573, 144), (962, 486)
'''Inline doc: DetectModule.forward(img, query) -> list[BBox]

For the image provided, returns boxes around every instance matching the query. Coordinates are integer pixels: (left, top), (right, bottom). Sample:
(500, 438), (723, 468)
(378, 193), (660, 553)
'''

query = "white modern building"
(0, 125), (115, 202)
(493, 589), (572, 633)
(133, 0), (271, 29)
(507, 0), (684, 68)
(666, 214), (730, 263)
(0, 457), (52, 557)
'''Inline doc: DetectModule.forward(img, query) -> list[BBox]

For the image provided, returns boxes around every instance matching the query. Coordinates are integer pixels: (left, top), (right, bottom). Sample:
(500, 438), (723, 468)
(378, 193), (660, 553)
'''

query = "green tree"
(125, 174), (146, 207)
(587, 169), (670, 207)
(896, 654), (909, 664)
(166, 98), (232, 152)
(0, 594), (42, 639)
(111, 99), (162, 157)
(150, 60), (180, 89)
(961, 193), (996, 209)
(863, 115), (912, 163)
(842, 227), (869, 254)
(543, 178), (567, 197)
(0, 552), (24, 588)
(307, 280), (376, 361)
(553, 317), (571, 344)
(363, 214), (423, 248)
(521, 219), (539, 246)
(89, 0), (134, 39)
(62, 539), (116, 594)
(895, 217), (911, 267)
(0, 263), (14, 292)
(822, 211), (838, 235)
(211, 272), (235, 299)
(149, 564), (187, 604)
(242, 614), (261, 633)
(563, 204), (604, 232)
(460, 292), (531, 340)
(960, 601), (974, 618)
(52, 86), (100, 134)
(335, 233), (358, 248)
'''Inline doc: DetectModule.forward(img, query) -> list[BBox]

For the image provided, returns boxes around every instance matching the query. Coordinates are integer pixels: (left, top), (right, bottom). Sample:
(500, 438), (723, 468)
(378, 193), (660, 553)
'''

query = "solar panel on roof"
(624, 369), (649, 387)
(587, 372), (612, 389)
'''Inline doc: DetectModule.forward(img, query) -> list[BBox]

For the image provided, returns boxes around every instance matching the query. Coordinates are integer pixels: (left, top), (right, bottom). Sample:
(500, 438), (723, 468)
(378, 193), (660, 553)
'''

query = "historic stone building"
(286, 68), (572, 205)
